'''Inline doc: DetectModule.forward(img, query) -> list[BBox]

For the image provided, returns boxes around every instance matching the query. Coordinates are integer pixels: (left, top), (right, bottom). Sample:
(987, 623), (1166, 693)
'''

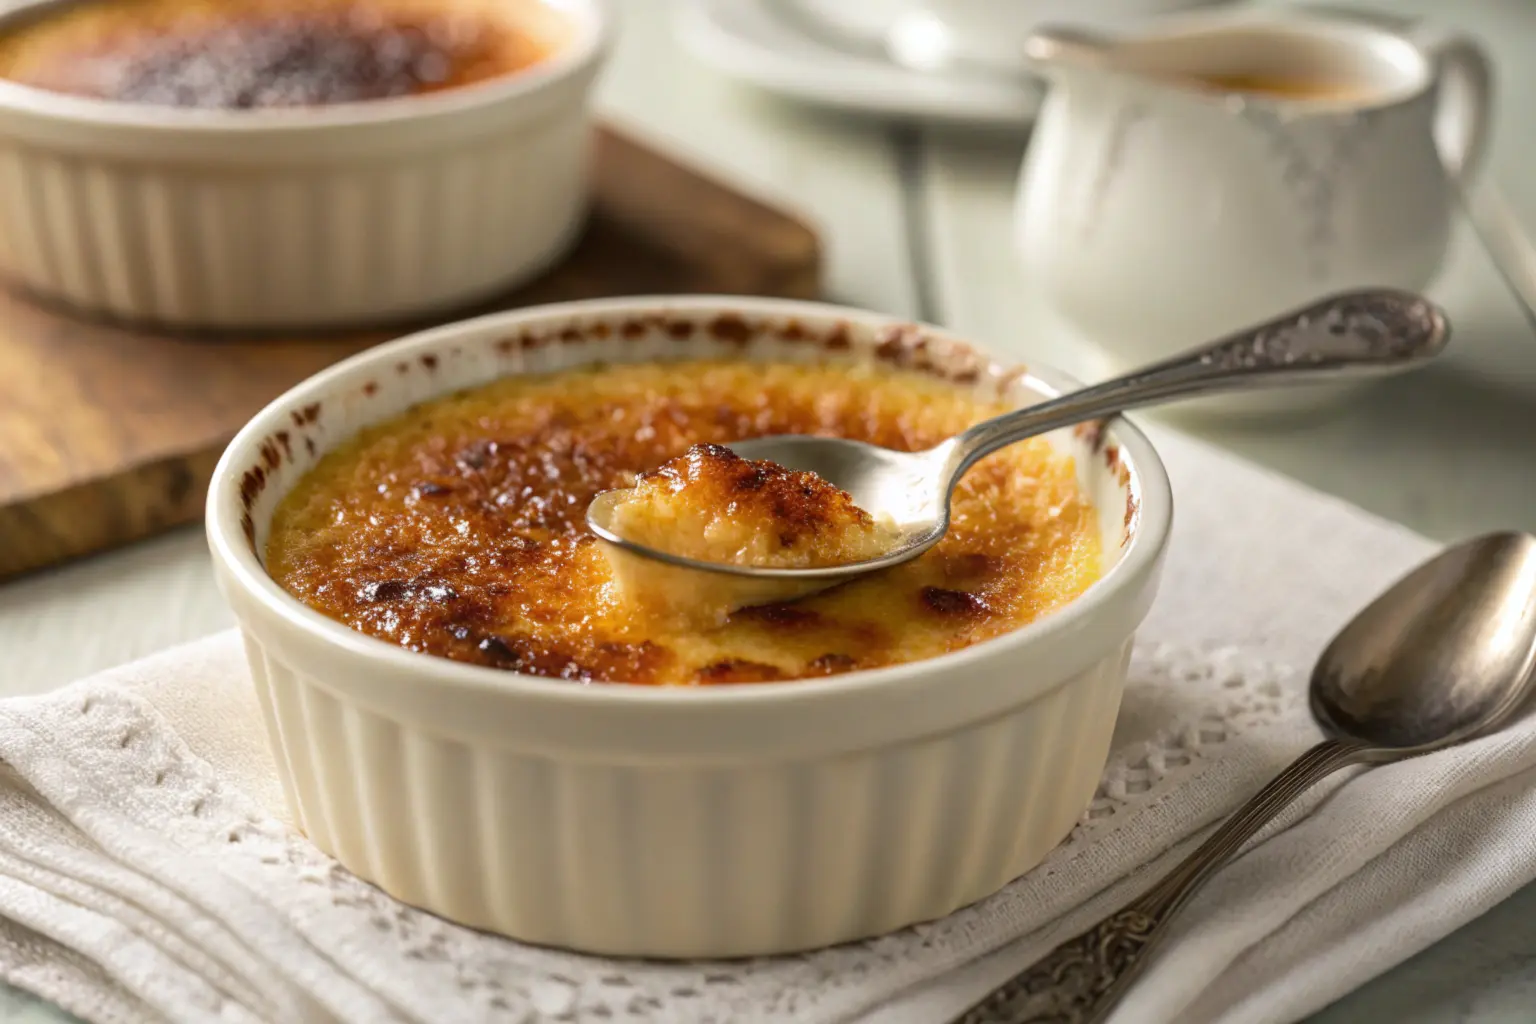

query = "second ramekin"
(207, 296), (1173, 957)
(0, 0), (611, 328)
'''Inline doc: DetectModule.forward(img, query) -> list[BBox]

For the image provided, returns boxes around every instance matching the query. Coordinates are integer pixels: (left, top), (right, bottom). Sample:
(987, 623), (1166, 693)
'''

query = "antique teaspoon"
(587, 289), (1448, 593)
(953, 530), (1536, 1024)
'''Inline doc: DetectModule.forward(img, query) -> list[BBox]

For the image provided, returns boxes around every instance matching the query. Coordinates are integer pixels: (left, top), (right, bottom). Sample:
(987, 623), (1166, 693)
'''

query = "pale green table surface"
(3, 0), (1535, 1019)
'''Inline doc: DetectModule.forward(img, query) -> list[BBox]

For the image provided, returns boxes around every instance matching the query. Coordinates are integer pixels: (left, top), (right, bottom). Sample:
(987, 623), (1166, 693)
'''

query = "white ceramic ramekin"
(0, 0), (610, 328)
(206, 296), (1173, 958)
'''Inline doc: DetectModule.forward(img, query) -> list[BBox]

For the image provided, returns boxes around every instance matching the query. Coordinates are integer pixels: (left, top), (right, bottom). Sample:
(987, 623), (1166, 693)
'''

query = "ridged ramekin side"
(0, 112), (588, 328)
(241, 630), (1132, 959)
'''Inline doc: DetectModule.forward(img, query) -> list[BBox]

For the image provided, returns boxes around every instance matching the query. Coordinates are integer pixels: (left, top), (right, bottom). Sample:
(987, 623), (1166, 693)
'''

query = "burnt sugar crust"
(264, 360), (1102, 686)
(0, 0), (569, 107)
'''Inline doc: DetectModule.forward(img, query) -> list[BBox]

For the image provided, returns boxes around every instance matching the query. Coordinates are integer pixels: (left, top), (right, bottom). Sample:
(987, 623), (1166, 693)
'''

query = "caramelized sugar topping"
(0, 0), (567, 107)
(264, 361), (1102, 685)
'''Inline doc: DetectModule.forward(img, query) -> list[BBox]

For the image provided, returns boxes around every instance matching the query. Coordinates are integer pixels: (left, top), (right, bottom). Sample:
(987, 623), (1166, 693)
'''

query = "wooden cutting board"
(0, 126), (821, 580)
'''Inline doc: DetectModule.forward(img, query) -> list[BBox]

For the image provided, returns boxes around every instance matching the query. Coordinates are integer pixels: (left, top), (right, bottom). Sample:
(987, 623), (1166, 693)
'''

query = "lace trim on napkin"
(0, 643), (1307, 1024)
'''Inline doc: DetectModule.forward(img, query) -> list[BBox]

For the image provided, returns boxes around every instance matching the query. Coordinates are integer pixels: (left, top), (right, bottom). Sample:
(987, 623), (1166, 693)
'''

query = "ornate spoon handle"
(948, 289), (1447, 478)
(951, 739), (1373, 1024)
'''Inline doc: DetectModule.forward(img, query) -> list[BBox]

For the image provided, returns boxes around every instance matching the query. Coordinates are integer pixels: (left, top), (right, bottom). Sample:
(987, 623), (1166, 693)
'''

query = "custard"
(265, 361), (1102, 685)
(0, 0), (569, 108)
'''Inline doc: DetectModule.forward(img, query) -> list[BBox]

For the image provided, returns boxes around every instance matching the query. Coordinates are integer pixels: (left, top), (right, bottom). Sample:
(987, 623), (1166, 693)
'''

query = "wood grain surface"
(0, 126), (821, 580)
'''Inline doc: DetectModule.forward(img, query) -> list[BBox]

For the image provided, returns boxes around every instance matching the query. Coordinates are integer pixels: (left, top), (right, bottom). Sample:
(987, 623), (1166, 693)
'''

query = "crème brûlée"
(0, 0), (570, 108)
(264, 361), (1103, 686)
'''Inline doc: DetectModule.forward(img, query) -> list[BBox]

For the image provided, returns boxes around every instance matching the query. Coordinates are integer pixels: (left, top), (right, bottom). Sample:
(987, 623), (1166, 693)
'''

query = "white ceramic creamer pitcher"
(1013, 8), (1489, 392)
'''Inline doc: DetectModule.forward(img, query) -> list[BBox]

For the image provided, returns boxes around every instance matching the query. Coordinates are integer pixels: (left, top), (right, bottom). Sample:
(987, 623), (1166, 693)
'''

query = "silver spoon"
(587, 289), (1448, 594)
(952, 529), (1536, 1024)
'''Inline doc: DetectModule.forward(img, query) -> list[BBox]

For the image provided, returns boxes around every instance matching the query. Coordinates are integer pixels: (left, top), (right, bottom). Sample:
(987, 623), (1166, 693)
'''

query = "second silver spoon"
(587, 290), (1448, 588)
(951, 529), (1536, 1024)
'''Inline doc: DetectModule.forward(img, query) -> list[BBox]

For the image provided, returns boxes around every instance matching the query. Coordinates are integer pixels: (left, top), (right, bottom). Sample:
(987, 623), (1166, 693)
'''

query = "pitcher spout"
(1021, 24), (1116, 81)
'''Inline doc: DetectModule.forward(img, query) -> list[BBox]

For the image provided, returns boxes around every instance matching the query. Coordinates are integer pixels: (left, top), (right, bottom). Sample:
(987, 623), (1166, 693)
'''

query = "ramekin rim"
(206, 294), (1174, 709)
(0, 0), (612, 132)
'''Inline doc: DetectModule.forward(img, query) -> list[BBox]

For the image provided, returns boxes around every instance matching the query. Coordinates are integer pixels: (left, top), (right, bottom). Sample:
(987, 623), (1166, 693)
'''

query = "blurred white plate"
(674, 0), (1043, 127)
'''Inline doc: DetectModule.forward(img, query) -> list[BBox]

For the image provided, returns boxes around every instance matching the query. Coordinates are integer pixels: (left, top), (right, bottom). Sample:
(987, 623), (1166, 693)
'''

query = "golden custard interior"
(265, 361), (1103, 685)
(0, 0), (570, 108)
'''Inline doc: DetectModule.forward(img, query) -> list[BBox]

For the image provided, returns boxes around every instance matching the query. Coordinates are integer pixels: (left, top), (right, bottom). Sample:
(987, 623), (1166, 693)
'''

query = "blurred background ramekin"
(0, 0), (611, 329)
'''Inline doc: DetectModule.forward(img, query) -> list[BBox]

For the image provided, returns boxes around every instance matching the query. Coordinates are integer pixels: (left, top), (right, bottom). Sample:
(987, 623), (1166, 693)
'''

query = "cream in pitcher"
(1013, 9), (1489, 393)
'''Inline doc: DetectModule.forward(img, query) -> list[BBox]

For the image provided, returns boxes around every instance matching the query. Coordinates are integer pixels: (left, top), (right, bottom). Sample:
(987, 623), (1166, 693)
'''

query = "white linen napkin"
(2, 424), (1533, 1024)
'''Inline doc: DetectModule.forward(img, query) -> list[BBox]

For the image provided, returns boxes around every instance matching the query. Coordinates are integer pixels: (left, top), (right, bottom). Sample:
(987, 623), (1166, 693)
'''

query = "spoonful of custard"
(602, 443), (903, 571)
(589, 290), (1448, 604)
(593, 442), (906, 623)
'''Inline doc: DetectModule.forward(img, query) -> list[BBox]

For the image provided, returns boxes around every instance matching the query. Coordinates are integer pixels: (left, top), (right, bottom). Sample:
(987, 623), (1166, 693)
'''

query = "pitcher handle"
(1418, 30), (1493, 183)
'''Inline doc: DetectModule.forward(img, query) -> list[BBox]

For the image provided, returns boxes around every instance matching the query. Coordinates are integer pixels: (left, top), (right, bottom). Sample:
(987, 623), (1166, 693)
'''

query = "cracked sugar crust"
(264, 361), (1102, 685)
(0, 0), (569, 108)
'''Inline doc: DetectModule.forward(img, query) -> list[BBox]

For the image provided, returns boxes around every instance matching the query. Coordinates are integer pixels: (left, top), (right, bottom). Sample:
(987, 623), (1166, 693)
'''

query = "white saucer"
(674, 0), (1042, 127)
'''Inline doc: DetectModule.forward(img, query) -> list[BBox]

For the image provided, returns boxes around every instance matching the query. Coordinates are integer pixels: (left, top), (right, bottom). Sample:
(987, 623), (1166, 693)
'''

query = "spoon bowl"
(585, 436), (951, 586)
(1312, 530), (1536, 753)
